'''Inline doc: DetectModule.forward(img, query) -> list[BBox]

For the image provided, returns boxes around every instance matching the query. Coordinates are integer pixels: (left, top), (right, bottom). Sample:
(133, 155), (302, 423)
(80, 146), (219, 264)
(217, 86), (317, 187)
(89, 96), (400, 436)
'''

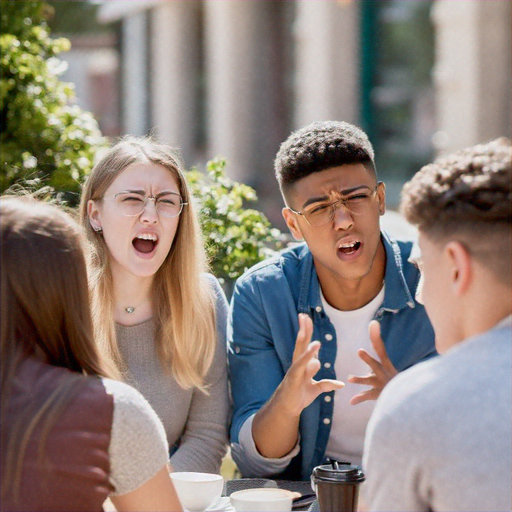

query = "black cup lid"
(311, 463), (365, 483)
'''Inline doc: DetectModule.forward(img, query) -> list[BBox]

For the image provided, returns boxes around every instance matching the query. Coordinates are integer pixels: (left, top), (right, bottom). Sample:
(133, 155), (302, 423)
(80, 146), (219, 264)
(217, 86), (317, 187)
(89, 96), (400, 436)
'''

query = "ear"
(445, 241), (472, 296)
(87, 199), (102, 231)
(377, 182), (386, 216)
(282, 207), (304, 241)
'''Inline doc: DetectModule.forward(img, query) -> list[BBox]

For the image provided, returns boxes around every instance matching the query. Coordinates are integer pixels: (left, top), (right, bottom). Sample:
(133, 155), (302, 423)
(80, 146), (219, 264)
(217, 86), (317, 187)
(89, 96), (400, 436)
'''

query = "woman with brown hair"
(79, 137), (229, 473)
(0, 196), (182, 512)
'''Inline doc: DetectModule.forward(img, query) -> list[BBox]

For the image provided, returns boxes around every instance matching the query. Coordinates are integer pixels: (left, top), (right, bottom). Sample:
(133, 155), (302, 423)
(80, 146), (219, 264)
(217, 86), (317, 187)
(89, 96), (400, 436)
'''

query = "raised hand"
(348, 320), (398, 406)
(280, 313), (345, 417)
(252, 313), (344, 458)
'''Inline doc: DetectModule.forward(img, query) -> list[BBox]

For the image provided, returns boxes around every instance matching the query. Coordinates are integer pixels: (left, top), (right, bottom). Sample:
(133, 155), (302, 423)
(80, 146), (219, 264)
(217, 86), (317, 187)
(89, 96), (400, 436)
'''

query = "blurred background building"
(51, 0), (511, 229)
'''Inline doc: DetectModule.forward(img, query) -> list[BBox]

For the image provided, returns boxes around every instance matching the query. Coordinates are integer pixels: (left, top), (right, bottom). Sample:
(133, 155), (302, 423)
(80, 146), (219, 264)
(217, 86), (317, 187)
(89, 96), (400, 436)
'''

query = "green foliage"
(186, 158), (286, 286)
(46, 1), (108, 35)
(0, 0), (107, 206)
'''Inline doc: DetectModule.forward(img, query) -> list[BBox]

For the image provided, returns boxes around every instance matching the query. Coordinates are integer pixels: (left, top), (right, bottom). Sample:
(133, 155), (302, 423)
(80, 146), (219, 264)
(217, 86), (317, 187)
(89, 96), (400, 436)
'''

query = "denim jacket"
(227, 232), (436, 481)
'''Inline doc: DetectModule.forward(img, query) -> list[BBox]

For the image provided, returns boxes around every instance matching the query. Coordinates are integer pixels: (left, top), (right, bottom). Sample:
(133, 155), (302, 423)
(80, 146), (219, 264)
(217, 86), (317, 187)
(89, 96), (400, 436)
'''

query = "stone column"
(293, 0), (361, 129)
(204, 1), (264, 183)
(432, 0), (512, 154)
(121, 11), (149, 135)
(149, 1), (201, 164)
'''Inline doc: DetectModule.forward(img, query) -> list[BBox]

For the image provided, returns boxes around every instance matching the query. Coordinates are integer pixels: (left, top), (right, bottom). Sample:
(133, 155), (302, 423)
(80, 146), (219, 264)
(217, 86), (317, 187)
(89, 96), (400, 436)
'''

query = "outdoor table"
(224, 478), (318, 511)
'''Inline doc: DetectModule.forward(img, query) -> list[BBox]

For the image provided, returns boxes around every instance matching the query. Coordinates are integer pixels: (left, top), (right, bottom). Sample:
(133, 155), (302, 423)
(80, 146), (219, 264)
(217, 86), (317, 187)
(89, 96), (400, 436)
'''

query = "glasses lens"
(304, 189), (376, 225)
(115, 193), (145, 216)
(156, 194), (183, 218)
(344, 192), (374, 215)
(305, 205), (333, 226)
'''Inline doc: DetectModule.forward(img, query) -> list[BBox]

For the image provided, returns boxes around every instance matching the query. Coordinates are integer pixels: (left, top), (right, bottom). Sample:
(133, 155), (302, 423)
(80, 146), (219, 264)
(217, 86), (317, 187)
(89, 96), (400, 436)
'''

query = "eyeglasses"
(288, 183), (382, 227)
(103, 191), (188, 218)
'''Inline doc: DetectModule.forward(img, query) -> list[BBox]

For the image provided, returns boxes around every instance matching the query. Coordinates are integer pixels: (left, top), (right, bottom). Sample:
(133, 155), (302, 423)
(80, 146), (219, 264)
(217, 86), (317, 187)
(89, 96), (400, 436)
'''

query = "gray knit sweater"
(115, 274), (230, 474)
(363, 316), (512, 511)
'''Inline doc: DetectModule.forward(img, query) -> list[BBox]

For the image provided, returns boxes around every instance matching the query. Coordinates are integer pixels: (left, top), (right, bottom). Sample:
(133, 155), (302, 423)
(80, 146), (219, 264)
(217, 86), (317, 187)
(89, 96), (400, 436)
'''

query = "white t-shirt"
(323, 285), (385, 466)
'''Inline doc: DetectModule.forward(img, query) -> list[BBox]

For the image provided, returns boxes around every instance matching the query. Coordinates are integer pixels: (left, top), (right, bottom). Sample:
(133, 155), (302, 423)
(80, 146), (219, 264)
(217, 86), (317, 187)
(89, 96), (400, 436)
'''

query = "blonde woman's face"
(88, 162), (181, 280)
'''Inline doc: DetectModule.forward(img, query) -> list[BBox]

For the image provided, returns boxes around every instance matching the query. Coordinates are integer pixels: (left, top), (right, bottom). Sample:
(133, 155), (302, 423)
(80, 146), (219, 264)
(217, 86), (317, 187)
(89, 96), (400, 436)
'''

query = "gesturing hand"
(348, 320), (398, 406)
(279, 313), (345, 417)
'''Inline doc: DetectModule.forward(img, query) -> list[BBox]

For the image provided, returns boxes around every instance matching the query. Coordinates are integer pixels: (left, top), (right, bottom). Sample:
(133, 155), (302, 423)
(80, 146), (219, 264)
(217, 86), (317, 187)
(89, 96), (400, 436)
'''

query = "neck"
(317, 240), (386, 311)
(111, 265), (154, 326)
(459, 285), (511, 347)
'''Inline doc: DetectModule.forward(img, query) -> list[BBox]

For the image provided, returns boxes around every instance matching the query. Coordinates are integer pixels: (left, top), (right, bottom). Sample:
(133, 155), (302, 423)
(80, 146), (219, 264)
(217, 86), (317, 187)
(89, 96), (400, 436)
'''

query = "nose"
(332, 202), (354, 231)
(140, 197), (159, 224)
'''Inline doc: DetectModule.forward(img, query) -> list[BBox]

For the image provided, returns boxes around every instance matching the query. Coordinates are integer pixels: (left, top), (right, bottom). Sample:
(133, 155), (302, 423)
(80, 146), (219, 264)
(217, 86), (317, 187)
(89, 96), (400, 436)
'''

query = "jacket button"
(323, 418), (331, 425)
(324, 395), (332, 402)
(324, 362), (331, 369)
(315, 306), (322, 313)
(235, 346), (240, 354)
(325, 334), (333, 341)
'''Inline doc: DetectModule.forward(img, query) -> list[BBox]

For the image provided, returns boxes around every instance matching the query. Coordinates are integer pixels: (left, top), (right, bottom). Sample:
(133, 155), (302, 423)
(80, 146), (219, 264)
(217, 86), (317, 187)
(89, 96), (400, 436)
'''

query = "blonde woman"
(0, 197), (182, 512)
(79, 137), (229, 473)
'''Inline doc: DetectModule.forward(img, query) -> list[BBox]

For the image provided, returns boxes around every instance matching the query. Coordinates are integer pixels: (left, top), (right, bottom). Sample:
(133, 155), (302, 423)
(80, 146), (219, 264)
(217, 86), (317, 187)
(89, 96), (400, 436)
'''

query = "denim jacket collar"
(297, 231), (415, 315)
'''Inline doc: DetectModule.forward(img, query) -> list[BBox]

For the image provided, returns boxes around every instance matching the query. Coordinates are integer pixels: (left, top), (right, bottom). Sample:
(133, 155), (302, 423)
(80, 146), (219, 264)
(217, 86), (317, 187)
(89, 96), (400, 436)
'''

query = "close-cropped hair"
(79, 136), (216, 392)
(400, 137), (512, 279)
(0, 196), (110, 500)
(274, 120), (376, 197)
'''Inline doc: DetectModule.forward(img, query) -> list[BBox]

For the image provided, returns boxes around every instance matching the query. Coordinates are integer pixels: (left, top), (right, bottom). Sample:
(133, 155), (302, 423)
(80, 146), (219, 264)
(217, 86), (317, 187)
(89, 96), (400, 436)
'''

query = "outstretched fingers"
(292, 313), (314, 361)
(315, 378), (345, 394)
(369, 320), (397, 375)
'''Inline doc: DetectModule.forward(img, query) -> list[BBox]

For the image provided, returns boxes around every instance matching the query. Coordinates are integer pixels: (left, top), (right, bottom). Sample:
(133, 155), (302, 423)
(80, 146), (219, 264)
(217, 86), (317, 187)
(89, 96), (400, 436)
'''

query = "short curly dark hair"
(401, 137), (511, 278)
(274, 121), (376, 197)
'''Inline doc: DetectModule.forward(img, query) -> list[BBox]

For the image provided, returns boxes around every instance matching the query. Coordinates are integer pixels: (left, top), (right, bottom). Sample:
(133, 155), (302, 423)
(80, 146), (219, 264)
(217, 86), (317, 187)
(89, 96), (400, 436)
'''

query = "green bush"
(0, 0), (106, 206)
(187, 158), (286, 288)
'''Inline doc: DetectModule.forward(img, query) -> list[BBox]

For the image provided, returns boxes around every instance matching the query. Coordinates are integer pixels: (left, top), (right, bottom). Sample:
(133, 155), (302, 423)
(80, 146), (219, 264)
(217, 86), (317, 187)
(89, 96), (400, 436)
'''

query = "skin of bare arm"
(348, 320), (398, 405)
(110, 465), (183, 512)
(252, 313), (345, 459)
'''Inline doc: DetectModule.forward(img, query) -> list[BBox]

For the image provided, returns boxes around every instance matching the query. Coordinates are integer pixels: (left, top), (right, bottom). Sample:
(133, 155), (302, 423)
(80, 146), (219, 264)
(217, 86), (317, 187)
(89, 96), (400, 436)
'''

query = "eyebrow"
(302, 185), (372, 209)
(121, 189), (180, 197)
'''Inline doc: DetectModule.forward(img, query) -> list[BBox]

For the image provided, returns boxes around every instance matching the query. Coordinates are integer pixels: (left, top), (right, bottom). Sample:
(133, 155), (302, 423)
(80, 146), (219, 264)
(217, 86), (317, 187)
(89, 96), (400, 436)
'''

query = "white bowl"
(230, 488), (294, 512)
(170, 472), (223, 511)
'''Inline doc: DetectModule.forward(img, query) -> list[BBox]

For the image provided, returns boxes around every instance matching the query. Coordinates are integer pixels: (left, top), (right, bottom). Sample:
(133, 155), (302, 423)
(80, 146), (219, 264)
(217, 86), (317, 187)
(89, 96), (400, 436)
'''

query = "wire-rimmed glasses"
(288, 183), (382, 227)
(104, 191), (188, 218)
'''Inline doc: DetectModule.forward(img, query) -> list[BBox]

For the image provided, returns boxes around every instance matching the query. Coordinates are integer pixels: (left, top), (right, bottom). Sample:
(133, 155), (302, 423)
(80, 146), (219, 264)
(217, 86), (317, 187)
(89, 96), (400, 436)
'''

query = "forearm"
(252, 384), (301, 459)
(170, 426), (228, 474)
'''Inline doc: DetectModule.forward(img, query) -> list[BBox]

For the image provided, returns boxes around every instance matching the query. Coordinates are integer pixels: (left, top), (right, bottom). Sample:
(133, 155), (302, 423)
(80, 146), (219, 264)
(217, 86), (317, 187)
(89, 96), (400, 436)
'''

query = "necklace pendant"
(125, 307), (135, 314)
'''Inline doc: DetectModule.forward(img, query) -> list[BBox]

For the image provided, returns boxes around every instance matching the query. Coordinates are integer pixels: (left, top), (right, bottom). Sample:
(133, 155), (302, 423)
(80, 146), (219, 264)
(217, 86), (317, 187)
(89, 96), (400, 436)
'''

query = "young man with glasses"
(228, 121), (436, 480)
(362, 138), (511, 511)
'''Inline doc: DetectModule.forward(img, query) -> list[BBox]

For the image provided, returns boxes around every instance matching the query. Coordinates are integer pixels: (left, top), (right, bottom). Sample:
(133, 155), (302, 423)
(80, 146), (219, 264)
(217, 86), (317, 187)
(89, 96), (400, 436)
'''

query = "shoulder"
(102, 378), (169, 495)
(371, 351), (462, 436)
(202, 273), (226, 299)
(202, 273), (229, 314)
(235, 243), (310, 288)
(102, 378), (167, 441)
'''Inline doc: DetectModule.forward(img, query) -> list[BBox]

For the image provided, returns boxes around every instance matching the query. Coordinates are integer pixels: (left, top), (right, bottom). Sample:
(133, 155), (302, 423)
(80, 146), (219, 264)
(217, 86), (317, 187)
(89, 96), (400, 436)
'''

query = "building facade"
(89, 0), (510, 226)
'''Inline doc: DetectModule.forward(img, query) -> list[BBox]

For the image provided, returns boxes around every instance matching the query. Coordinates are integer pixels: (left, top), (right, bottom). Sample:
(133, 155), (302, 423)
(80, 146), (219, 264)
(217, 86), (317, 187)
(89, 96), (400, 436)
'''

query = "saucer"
(185, 497), (235, 512)
(206, 497), (235, 512)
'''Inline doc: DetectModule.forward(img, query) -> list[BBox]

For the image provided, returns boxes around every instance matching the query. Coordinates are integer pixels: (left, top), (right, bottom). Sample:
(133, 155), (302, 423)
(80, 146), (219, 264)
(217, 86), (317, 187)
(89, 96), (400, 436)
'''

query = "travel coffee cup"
(311, 461), (365, 512)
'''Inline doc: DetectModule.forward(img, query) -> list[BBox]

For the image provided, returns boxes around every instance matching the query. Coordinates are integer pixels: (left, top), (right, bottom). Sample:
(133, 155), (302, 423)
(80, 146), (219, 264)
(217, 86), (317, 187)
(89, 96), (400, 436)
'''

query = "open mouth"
(132, 233), (158, 254)
(338, 241), (361, 255)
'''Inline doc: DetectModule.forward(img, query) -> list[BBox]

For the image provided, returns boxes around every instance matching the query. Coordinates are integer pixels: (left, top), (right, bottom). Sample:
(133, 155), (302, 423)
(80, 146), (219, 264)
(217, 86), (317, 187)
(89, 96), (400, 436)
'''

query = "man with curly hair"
(228, 121), (437, 480)
(362, 138), (512, 511)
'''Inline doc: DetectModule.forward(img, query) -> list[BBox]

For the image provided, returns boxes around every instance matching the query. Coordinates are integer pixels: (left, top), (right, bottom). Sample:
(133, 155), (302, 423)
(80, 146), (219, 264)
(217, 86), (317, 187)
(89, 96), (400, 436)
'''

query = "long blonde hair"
(79, 136), (216, 391)
(0, 196), (112, 501)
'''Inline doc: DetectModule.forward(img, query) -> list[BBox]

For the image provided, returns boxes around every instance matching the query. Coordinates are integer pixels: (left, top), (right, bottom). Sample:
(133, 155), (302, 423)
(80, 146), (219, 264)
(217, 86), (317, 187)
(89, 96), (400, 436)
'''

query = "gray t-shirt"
(363, 316), (512, 511)
(115, 274), (230, 474)
(103, 378), (169, 496)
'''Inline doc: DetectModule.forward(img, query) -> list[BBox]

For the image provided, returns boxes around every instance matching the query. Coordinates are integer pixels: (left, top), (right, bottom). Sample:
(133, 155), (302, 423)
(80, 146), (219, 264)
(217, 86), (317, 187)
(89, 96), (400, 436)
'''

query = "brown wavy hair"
(0, 196), (111, 501)
(400, 137), (512, 278)
(79, 136), (216, 391)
